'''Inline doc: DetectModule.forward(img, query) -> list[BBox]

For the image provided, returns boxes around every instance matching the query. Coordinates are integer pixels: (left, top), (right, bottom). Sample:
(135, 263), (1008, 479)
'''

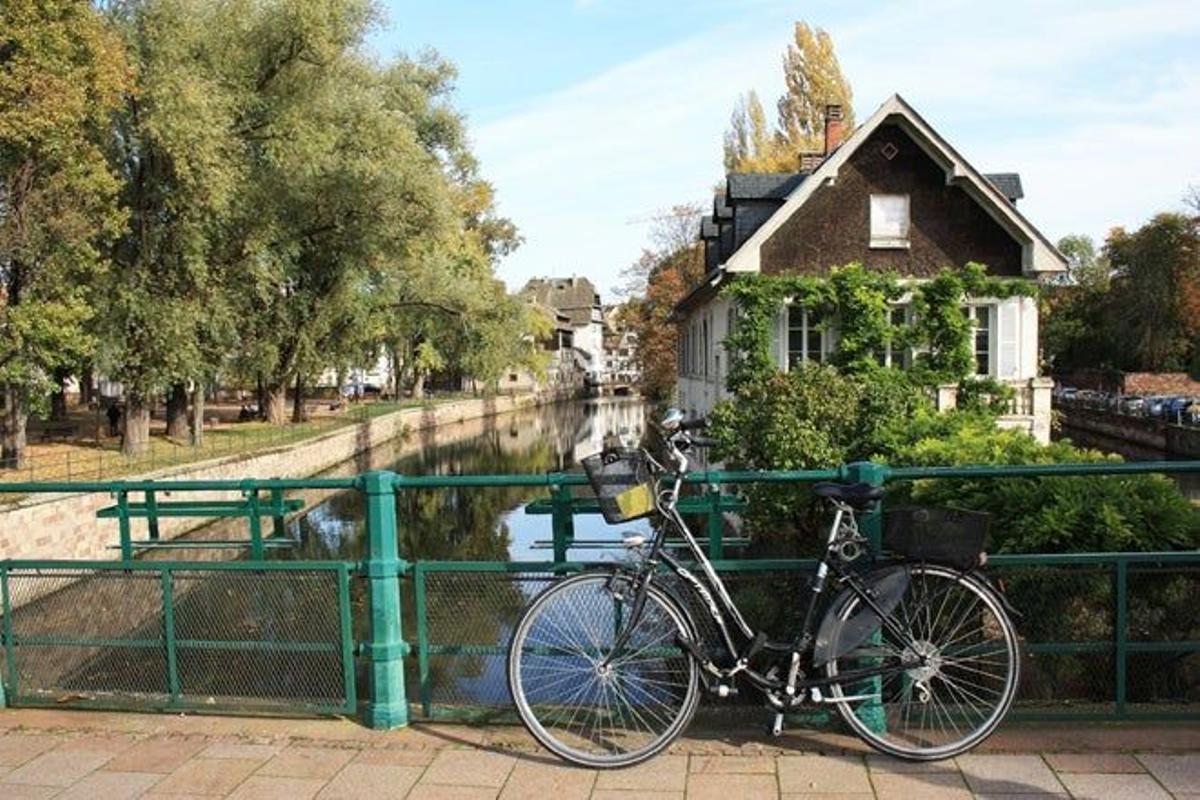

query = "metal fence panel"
(0, 562), (355, 715)
(410, 554), (1200, 723)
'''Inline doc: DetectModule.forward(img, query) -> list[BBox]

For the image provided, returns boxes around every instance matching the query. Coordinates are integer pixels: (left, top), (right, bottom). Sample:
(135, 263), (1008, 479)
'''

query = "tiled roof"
(726, 173), (806, 201)
(983, 173), (1024, 202)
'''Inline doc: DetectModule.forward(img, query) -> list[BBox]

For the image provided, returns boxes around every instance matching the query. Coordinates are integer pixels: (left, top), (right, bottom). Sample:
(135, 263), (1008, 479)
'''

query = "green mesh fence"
(0, 562), (355, 714)
(409, 555), (1200, 723)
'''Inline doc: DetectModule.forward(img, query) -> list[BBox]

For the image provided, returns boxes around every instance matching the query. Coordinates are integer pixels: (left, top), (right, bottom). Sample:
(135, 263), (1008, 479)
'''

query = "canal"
(1056, 423), (1200, 503)
(286, 397), (653, 564)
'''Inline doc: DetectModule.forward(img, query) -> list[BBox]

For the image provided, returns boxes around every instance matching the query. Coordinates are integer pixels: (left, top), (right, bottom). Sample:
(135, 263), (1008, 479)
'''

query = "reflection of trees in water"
(282, 399), (650, 713)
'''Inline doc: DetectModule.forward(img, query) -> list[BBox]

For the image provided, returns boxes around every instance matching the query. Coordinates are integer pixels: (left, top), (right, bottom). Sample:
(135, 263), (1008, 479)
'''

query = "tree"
(1055, 234), (1110, 290)
(102, 0), (245, 453)
(775, 23), (855, 154)
(0, 0), (129, 466)
(723, 22), (854, 173)
(1104, 214), (1199, 372)
(621, 205), (705, 401)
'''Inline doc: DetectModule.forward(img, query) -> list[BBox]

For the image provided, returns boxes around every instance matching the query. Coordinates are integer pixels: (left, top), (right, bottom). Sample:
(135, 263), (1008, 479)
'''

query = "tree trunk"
(390, 349), (401, 399)
(265, 383), (287, 425)
(191, 382), (205, 447)
(256, 373), (267, 419)
(166, 382), (189, 439)
(292, 373), (305, 423)
(412, 371), (426, 400)
(80, 364), (95, 407)
(1, 383), (28, 469)
(50, 369), (69, 421)
(123, 396), (151, 456)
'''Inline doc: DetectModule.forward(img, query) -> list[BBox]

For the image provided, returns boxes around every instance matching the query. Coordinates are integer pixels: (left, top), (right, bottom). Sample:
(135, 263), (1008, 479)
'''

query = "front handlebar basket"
(581, 448), (657, 524)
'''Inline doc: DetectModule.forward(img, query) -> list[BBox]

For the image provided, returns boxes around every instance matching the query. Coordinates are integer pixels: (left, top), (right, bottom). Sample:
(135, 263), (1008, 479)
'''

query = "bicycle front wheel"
(507, 572), (700, 768)
(824, 564), (1020, 760)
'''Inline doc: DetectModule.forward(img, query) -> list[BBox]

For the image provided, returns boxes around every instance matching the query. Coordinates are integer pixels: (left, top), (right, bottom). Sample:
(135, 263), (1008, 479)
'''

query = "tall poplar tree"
(723, 22), (855, 173)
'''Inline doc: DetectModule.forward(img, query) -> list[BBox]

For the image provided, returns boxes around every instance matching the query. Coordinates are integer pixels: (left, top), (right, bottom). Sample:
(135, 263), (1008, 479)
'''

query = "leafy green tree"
(0, 0), (129, 466)
(1104, 213), (1198, 372)
(1055, 234), (1110, 290)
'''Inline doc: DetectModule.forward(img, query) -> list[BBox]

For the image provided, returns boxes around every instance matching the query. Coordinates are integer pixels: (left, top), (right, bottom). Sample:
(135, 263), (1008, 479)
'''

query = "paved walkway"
(1, 709), (1198, 798)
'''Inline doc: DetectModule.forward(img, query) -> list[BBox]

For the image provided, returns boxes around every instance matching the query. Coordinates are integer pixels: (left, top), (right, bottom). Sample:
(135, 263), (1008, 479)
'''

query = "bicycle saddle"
(812, 481), (884, 507)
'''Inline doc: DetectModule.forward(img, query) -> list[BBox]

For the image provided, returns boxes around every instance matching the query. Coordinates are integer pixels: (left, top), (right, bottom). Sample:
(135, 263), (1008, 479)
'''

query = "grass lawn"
(0, 395), (460, 496)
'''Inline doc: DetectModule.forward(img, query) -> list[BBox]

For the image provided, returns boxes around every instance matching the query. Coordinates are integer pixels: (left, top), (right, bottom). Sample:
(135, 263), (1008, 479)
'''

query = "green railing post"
(161, 568), (180, 703)
(706, 483), (723, 560)
(116, 489), (133, 563)
(550, 482), (575, 564)
(843, 461), (889, 553)
(244, 483), (264, 561)
(414, 563), (432, 718)
(0, 566), (10, 708)
(362, 470), (409, 729)
(145, 487), (161, 541)
(842, 460), (889, 735)
(270, 485), (287, 539)
(1115, 558), (1128, 717)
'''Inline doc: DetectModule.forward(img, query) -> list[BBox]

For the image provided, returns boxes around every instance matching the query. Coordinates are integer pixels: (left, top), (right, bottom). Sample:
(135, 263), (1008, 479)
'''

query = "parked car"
(1118, 395), (1146, 415)
(1144, 396), (1169, 417)
(1166, 397), (1195, 423)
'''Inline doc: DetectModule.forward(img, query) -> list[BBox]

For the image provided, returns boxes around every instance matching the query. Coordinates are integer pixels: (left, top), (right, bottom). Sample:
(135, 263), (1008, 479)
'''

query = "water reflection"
(288, 398), (650, 563)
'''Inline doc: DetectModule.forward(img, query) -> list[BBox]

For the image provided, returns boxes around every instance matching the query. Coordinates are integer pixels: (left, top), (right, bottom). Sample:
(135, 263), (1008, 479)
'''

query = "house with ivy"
(675, 94), (1067, 442)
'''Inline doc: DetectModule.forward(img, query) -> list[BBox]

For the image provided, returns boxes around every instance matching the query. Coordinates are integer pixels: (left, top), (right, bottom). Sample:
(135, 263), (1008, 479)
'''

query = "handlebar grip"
(679, 416), (708, 432)
(689, 436), (718, 447)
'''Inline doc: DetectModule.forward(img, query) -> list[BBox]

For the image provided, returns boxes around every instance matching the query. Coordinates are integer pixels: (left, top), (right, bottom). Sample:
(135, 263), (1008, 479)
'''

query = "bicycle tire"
(823, 563), (1020, 760)
(507, 571), (701, 768)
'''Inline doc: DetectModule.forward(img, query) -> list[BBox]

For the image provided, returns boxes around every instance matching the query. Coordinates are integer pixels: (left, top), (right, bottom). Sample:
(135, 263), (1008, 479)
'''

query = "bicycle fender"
(812, 565), (909, 668)
(969, 569), (1024, 619)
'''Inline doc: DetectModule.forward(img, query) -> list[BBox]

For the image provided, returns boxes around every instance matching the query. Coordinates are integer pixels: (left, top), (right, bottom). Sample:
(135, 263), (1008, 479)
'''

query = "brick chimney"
(823, 104), (845, 155)
(799, 152), (824, 172)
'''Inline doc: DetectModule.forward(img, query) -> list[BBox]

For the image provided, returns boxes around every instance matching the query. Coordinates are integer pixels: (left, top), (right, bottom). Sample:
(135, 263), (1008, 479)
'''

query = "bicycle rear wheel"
(824, 564), (1020, 760)
(507, 572), (700, 768)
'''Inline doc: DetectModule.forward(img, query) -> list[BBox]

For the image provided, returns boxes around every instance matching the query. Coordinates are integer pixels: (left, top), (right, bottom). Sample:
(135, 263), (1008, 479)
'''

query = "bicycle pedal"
(769, 712), (784, 737)
(708, 684), (738, 698)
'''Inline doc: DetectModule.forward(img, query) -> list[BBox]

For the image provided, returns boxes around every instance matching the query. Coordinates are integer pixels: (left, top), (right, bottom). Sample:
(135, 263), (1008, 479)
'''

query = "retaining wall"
(0, 393), (551, 562)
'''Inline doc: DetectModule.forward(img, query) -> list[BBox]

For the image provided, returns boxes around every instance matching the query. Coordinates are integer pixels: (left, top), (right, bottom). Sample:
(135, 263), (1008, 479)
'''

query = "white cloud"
(476, 0), (1200, 298)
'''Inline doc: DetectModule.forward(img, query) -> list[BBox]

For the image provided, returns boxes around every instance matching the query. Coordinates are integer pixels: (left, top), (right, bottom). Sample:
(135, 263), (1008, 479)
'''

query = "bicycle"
(507, 408), (1021, 768)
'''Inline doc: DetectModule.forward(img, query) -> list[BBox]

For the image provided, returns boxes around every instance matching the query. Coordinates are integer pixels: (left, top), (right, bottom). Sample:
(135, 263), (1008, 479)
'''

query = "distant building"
(520, 276), (607, 387)
(602, 306), (640, 392)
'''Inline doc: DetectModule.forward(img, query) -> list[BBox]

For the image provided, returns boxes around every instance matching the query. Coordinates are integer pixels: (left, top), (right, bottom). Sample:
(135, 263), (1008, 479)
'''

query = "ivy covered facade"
(675, 95), (1067, 442)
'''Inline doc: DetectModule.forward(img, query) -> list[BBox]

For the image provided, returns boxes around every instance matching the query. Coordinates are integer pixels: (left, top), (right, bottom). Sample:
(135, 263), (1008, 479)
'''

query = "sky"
(371, 0), (1200, 302)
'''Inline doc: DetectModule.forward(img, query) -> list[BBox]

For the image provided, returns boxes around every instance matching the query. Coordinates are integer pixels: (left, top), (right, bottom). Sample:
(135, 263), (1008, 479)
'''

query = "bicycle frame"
(612, 430), (922, 705)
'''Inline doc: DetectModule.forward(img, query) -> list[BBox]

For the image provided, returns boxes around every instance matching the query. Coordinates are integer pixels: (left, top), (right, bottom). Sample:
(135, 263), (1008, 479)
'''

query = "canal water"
(1055, 424), (1200, 503)
(285, 398), (653, 564)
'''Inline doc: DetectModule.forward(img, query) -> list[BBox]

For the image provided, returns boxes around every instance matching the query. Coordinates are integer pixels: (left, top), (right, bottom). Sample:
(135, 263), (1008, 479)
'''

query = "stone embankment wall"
(1058, 406), (1200, 459)
(0, 393), (551, 562)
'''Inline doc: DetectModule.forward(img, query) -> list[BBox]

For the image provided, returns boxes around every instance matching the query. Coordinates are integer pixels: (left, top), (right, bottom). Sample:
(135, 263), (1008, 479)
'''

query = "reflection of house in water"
(496, 400), (646, 469)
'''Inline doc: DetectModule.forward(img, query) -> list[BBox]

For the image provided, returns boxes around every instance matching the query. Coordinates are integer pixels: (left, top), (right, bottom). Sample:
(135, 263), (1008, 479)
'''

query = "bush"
(710, 367), (1200, 555)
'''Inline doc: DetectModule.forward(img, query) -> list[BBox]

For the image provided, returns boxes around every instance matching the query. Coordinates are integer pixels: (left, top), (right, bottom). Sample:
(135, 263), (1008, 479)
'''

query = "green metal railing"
(0, 459), (1198, 727)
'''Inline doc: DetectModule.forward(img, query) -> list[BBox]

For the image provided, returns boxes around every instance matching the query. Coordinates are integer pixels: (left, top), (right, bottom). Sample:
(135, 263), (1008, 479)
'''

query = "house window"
(870, 194), (910, 249)
(786, 305), (825, 368)
(965, 305), (993, 375)
(702, 319), (709, 378)
(877, 305), (910, 367)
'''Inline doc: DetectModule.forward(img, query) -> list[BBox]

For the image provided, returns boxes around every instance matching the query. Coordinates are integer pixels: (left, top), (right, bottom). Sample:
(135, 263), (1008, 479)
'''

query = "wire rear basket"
(581, 449), (657, 524)
(884, 506), (991, 570)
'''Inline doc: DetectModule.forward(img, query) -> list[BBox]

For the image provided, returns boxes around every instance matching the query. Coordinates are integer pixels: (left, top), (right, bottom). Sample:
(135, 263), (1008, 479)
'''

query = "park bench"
(97, 484), (304, 560)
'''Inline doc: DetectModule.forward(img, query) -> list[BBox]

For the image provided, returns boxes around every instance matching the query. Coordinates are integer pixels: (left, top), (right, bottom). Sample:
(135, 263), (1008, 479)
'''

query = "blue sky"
(372, 0), (1200, 301)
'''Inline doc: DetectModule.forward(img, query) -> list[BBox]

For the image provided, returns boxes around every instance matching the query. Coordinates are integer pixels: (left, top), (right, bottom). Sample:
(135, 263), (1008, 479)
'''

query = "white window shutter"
(996, 300), (1020, 379)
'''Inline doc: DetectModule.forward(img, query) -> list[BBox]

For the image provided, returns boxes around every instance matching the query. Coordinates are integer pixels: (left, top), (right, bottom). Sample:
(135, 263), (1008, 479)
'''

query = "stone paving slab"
(0, 711), (1199, 797)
